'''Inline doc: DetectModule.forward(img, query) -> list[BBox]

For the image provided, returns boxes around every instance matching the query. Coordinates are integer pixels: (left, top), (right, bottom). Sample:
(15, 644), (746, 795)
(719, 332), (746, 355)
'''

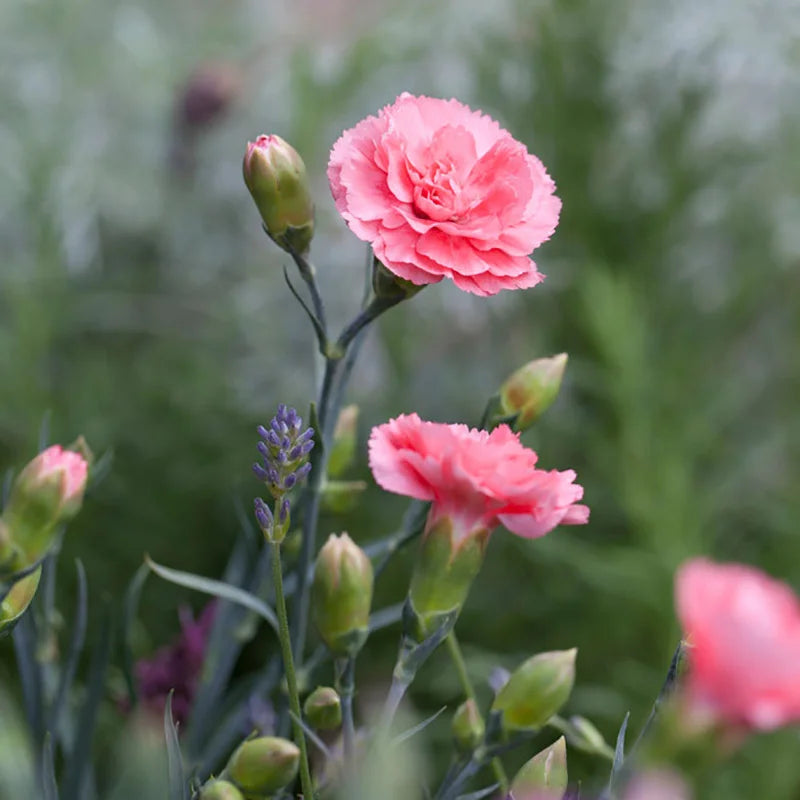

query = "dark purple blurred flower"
(135, 602), (216, 725)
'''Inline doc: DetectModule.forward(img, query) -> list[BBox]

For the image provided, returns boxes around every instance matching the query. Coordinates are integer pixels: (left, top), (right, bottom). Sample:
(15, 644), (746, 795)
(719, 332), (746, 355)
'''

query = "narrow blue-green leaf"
(87, 448), (114, 491)
(195, 664), (279, 776)
(41, 735), (59, 800)
(392, 706), (447, 746)
(62, 613), (112, 799)
(165, 692), (188, 800)
(187, 534), (271, 757)
(120, 563), (149, 707)
(289, 710), (332, 758)
(456, 785), (500, 800)
(38, 411), (52, 452)
(608, 711), (630, 793)
(50, 560), (88, 732)
(368, 602), (404, 633)
(146, 556), (278, 634)
(12, 609), (44, 741)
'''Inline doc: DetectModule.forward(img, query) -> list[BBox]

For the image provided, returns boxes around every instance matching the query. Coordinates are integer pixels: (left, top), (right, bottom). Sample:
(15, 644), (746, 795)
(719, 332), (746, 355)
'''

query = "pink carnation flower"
(328, 93), (561, 296)
(675, 558), (800, 731)
(368, 413), (588, 542)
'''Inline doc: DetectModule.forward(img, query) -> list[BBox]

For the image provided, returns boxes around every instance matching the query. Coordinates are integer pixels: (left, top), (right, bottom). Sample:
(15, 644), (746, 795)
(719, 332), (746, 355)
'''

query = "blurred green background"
(1, 0), (799, 796)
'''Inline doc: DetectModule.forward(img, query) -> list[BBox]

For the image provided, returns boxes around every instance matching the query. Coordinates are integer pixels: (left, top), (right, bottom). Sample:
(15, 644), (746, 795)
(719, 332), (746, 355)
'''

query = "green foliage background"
(1, 0), (798, 796)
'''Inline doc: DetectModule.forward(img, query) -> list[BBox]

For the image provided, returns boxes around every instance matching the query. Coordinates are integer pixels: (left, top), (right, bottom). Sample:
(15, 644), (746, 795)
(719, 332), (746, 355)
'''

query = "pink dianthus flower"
(368, 413), (588, 542)
(328, 93), (561, 296)
(675, 558), (800, 731)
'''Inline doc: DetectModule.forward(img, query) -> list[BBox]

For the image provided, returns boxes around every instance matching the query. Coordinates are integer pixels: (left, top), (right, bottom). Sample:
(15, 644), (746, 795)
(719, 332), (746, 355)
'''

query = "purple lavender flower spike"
(252, 405), (315, 541)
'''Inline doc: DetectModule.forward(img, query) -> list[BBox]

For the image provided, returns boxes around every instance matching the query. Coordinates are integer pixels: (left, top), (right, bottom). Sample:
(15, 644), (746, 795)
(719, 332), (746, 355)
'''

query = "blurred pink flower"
(676, 558), (800, 731)
(328, 93), (561, 296)
(623, 770), (691, 800)
(368, 413), (588, 542)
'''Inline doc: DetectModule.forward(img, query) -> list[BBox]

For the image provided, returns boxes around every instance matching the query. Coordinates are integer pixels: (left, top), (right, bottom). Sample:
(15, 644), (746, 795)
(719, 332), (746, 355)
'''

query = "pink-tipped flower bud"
(491, 649), (576, 732)
(243, 135), (314, 254)
(225, 736), (300, 797)
(510, 736), (568, 799)
(451, 699), (485, 753)
(407, 515), (489, 639)
(499, 353), (568, 431)
(311, 533), (373, 657)
(197, 779), (245, 800)
(303, 686), (342, 730)
(327, 405), (359, 478)
(1, 445), (89, 570)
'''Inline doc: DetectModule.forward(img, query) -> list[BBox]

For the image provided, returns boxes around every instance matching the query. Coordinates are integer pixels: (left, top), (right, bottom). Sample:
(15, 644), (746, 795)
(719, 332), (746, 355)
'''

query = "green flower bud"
(491, 649), (576, 732)
(510, 736), (568, 799)
(0, 568), (41, 634)
(225, 736), (300, 797)
(198, 780), (245, 800)
(243, 135), (314, 254)
(498, 353), (568, 431)
(312, 533), (373, 657)
(1, 445), (89, 572)
(328, 405), (359, 478)
(451, 699), (485, 753)
(408, 515), (489, 639)
(303, 686), (342, 730)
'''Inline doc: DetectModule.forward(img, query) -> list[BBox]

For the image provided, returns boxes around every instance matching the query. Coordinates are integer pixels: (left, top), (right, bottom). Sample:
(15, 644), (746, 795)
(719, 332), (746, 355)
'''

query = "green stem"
(445, 633), (508, 794)
(335, 657), (357, 766)
(271, 542), (314, 799)
(291, 356), (341, 662)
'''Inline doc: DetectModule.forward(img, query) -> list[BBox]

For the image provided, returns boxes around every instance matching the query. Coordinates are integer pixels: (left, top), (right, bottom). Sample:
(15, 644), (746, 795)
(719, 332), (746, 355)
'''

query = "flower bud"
(312, 533), (373, 657)
(225, 736), (300, 797)
(510, 736), (568, 799)
(407, 515), (489, 639)
(243, 135), (314, 253)
(303, 686), (342, 731)
(1, 445), (88, 570)
(491, 649), (576, 732)
(0, 568), (41, 634)
(451, 699), (485, 753)
(198, 780), (245, 800)
(328, 405), (359, 478)
(498, 353), (568, 431)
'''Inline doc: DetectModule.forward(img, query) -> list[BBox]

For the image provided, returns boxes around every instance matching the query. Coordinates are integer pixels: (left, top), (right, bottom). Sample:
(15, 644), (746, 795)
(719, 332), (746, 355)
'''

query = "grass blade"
(146, 556), (278, 634)
(49, 560), (88, 733)
(165, 692), (189, 800)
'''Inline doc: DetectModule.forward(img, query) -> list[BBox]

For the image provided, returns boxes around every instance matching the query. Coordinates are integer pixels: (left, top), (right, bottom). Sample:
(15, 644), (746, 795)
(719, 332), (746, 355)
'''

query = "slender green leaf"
(50, 560), (88, 733)
(62, 613), (112, 799)
(368, 602), (404, 633)
(289, 710), (332, 759)
(608, 711), (630, 796)
(456, 785), (500, 800)
(12, 609), (44, 741)
(165, 692), (189, 800)
(120, 563), (149, 707)
(146, 556), (279, 634)
(41, 735), (59, 800)
(392, 706), (447, 746)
